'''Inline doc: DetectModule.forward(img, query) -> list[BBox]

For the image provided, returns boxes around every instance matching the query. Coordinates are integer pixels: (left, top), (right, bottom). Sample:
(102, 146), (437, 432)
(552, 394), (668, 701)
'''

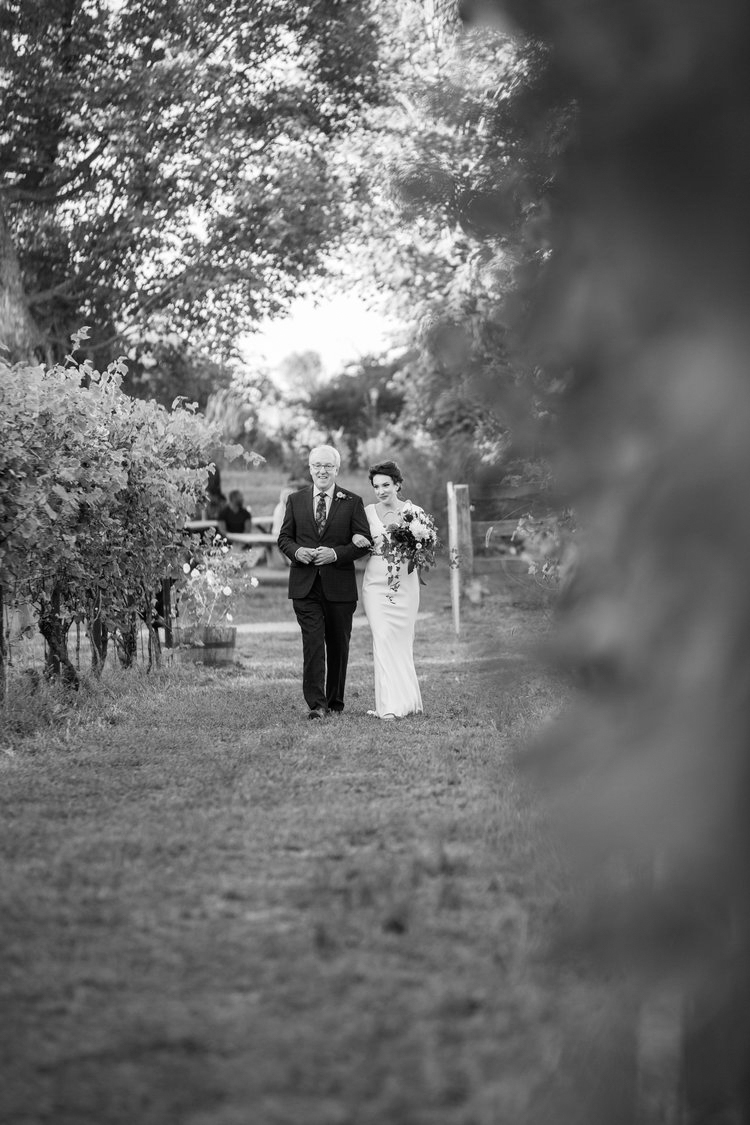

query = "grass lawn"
(0, 565), (571, 1125)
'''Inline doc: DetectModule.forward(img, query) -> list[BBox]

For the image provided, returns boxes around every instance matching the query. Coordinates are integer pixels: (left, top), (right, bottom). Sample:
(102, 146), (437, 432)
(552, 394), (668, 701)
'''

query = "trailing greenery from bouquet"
(0, 329), (247, 690)
(380, 502), (440, 601)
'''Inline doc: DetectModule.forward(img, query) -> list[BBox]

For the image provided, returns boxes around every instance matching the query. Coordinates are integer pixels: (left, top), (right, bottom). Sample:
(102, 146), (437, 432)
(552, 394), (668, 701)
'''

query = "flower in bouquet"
(175, 533), (259, 627)
(381, 502), (440, 600)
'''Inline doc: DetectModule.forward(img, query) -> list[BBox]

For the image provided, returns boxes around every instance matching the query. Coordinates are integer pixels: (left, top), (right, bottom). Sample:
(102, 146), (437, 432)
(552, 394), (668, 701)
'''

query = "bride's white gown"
(362, 504), (423, 718)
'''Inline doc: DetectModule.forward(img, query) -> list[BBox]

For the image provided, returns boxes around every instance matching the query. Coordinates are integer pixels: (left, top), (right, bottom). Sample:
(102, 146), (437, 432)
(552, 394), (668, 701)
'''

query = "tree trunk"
(144, 621), (161, 672)
(140, 587), (161, 671)
(37, 585), (78, 688)
(0, 203), (42, 363)
(115, 613), (138, 668)
(88, 593), (108, 674)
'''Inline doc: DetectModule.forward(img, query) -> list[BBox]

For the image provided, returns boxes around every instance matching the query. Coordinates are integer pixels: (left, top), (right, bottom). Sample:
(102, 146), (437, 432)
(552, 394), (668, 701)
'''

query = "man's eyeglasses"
(310, 463), (336, 471)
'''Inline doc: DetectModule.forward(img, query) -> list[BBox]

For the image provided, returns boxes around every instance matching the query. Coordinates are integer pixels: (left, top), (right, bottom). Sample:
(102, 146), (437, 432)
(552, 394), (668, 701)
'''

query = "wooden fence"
(447, 483), (554, 634)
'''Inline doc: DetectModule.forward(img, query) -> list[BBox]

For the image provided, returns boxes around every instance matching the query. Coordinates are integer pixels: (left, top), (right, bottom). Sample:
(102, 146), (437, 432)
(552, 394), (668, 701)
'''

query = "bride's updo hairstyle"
(368, 461), (403, 490)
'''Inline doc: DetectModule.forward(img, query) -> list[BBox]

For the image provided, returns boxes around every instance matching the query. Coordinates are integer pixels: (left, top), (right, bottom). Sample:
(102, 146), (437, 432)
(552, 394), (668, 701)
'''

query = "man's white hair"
(309, 444), (341, 469)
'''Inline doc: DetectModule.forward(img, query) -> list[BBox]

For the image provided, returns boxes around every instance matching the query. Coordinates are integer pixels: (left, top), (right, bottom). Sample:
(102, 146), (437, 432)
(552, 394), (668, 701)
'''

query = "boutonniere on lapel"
(335, 491), (347, 501)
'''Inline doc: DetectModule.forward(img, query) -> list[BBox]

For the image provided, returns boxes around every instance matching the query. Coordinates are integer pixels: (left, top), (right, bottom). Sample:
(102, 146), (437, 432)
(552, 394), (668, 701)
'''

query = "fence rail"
(471, 519), (523, 554)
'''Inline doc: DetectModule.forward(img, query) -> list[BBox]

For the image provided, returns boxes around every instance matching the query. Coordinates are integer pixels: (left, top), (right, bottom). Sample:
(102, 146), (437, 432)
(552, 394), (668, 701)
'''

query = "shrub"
(0, 330), (245, 689)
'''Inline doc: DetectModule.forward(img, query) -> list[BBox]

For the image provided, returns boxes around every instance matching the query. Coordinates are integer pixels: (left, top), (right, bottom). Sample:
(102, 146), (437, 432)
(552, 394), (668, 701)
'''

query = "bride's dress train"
(362, 503), (423, 718)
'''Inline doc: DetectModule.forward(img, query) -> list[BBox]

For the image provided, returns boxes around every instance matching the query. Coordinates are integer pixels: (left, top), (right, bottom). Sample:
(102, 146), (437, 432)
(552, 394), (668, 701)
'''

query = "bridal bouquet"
(381, 502), (440, 600)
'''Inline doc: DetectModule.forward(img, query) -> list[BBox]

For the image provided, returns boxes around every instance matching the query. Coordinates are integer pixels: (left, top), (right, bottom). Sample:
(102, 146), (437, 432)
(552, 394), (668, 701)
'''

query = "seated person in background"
(218, 490), (253, 535)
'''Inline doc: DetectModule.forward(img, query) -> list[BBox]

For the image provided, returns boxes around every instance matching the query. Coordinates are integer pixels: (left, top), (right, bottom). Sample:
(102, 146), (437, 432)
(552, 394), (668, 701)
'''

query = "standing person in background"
(271, 481), (307, 538)
(203, 467), (226, 520)
(271, 484), (301, 567)
(277, 445), (371, 719)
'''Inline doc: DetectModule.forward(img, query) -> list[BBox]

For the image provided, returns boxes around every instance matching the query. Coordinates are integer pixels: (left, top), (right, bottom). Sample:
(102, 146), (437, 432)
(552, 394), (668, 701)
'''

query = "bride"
(353, 460), (423, 721)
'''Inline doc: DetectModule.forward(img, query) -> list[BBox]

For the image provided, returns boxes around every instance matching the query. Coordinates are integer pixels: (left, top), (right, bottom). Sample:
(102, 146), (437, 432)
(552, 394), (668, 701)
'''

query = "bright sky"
(241, 293), (405, 383)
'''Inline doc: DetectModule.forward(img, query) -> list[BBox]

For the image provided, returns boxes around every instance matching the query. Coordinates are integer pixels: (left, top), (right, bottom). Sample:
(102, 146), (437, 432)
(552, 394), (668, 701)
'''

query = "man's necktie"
(315, 492), (327, 535)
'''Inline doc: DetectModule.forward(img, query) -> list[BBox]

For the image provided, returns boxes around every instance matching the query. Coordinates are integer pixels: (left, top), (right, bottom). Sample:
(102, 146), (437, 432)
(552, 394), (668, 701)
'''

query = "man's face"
(309, 451), (339, 491)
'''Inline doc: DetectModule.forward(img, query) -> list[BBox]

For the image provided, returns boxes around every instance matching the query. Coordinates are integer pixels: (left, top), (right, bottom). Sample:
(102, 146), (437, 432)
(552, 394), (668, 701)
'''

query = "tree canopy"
(0, 0), (384, 361)
(305, 352), (408, 465)
(311, 5), (572, 484)
(2, 0), (573, 483)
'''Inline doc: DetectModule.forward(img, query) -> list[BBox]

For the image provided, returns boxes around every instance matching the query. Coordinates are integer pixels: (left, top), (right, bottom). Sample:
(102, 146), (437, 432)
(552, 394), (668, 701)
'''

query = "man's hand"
(313, 546), (337, 566)
(295, 547), (318, 564)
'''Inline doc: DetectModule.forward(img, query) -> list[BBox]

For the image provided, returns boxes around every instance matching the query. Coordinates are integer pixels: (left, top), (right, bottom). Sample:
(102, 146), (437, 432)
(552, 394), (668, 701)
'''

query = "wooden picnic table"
(221, 531), (277, 547)
(184, 518), (276, 545)
(184, 520), (221, 534)
(184, 520), (280, 565)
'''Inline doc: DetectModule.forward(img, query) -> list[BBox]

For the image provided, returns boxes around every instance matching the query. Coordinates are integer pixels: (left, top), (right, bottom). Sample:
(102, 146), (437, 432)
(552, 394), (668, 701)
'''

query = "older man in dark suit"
(277, 445), (372, 719)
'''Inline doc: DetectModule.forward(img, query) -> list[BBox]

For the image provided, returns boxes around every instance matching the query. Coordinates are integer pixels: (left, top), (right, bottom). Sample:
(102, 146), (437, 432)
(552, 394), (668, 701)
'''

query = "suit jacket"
(277, 485), (372, 601)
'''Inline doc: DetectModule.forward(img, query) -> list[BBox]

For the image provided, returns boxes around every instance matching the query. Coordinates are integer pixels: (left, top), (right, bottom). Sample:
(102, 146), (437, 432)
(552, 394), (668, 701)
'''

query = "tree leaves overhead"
(305, 353), (408, 464)
(334, 5), (573, 472)
(0, 0), (383, 358)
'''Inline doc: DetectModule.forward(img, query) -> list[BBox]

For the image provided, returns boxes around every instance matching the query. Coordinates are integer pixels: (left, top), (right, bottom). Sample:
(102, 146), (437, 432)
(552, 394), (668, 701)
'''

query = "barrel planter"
(172, 624), (237, 666)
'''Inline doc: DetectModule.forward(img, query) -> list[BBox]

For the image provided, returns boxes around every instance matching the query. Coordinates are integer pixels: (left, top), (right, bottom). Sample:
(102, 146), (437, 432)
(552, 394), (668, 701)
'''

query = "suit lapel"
(320, 489), (345, 537)
(302, 486), (319, 537)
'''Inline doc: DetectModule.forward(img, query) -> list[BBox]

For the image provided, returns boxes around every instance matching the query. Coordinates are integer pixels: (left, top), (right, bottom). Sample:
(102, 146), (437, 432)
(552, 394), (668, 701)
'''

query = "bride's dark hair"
(368, 460), (403, 489)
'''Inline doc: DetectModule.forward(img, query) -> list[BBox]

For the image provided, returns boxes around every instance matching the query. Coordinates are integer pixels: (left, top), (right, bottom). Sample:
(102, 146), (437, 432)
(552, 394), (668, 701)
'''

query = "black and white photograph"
(1, 1), (748, 1122)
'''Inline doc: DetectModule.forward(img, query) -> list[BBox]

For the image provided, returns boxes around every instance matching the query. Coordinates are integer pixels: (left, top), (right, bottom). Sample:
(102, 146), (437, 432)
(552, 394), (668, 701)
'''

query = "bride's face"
(372, 474), (400, 504)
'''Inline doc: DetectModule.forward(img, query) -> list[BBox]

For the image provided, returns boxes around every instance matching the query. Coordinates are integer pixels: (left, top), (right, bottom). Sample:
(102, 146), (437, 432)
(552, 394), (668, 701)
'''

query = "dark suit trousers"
(292, 573), (356, 712)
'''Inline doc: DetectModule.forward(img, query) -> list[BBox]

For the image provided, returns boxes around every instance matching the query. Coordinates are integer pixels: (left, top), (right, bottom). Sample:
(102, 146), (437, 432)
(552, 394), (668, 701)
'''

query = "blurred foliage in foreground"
(456, 0), (750, 1120)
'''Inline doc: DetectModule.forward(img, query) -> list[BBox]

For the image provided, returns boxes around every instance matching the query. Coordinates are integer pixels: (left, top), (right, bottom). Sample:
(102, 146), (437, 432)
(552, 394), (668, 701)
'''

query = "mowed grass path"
(0, 575), (566, 1125)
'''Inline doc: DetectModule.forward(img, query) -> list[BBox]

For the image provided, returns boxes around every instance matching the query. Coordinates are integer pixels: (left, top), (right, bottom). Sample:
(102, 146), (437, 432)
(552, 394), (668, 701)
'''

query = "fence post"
(456, 483), (473, 580)
(161, 578), (173, 649)
(447, 482), (459, 635)
(447, 482), (473, 636)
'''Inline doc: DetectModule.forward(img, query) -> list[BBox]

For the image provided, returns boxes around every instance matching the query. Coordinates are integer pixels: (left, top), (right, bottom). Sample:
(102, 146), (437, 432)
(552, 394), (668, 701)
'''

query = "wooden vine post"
(161, 579), (173, 649)
(446, 482), (473, 636)
(0, 586), (6, 703)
